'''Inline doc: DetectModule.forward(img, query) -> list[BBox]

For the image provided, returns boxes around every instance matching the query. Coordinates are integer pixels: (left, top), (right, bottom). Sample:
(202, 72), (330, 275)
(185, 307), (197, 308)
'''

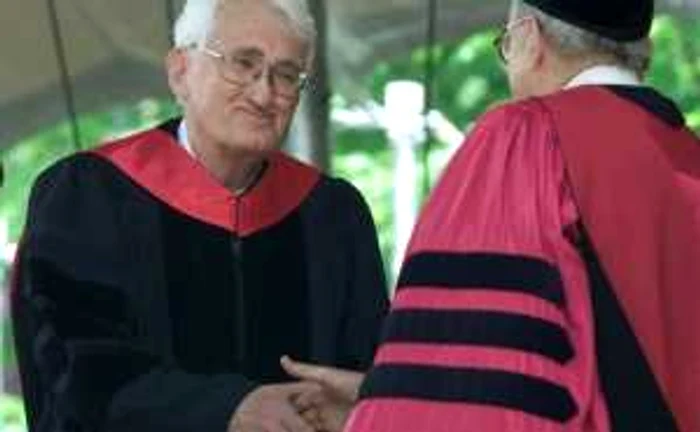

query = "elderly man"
(11, 1), (388, 431)
(284, 0), (700, 431)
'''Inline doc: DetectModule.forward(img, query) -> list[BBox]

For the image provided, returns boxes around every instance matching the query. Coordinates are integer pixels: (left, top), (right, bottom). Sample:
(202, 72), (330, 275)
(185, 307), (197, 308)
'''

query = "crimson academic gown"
(346, 86), (700, 432)
(11, 119), (389, 432)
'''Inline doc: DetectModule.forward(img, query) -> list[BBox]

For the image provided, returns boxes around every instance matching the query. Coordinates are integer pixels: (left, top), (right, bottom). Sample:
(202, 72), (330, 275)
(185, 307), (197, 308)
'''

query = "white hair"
(173, 0), (317, 63)
(512, 0), (652, 76)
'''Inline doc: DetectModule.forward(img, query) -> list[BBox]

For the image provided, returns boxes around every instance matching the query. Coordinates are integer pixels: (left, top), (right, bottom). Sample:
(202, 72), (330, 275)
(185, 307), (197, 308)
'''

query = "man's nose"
(246, 67), (275, 106)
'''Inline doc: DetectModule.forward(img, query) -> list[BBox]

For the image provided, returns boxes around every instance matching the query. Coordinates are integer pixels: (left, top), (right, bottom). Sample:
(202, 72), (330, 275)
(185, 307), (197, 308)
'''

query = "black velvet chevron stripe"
(381, 309), (574, 364)
(576, 227), (679, 431)
(359, 364), (578, 423)
(397, 252), (565, 308)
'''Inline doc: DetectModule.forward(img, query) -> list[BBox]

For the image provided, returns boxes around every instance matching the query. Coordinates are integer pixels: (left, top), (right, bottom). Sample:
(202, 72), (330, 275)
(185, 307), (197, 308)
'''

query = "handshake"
(228, 356), (364, 432)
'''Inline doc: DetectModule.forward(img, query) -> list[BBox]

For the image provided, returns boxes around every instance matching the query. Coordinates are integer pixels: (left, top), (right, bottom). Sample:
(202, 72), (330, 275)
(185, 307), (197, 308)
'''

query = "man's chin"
(510, 87), (533, 102)
(227, 134), (280, 155)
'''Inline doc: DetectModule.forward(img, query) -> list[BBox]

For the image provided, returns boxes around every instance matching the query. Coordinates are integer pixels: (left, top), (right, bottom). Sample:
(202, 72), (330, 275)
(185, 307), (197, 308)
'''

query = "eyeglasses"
(493, 16), (535, 64)
(198, 42), (308, 99)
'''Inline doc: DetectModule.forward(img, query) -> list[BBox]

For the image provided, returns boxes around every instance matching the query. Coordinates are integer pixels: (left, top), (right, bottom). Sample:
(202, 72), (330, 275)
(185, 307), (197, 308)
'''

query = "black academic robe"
(11, 119), (389, 432)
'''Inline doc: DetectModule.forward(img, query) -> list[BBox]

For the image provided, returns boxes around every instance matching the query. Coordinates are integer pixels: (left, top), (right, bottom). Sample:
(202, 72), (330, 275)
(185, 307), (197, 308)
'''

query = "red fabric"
(391, 288), (567, 327)
(349, 399), (571, 432)
(373, 343), (568, 384)
(345, 100), (608, 431)
(541, 87), (700, 432)
(92, 127), (320, 236)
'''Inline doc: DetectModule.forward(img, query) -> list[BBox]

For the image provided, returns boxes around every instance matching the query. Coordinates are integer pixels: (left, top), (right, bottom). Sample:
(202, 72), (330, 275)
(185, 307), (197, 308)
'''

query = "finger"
(261, 419), (292, 432)
(279, 403), (315, 432)
(277, 381), (322, 399)
(299, 407), (323, 430)
(292, 388), (324, 412)
(281, 356), (363, 401)
(281, 356), (338, 384)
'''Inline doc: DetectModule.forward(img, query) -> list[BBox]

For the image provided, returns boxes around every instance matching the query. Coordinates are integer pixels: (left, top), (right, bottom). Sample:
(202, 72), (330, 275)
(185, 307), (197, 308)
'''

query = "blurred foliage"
(332, 28), (508, 272)
(0, 394), (26, 432)
(0, 16), (699, 426)
(0, 99), (180, 242)
(647, 16), (700, 129)
(334, 15), (700, 273)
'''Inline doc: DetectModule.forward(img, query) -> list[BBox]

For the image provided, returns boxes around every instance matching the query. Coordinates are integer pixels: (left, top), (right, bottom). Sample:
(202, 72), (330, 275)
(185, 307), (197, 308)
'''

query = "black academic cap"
(523, 0), (654, 41)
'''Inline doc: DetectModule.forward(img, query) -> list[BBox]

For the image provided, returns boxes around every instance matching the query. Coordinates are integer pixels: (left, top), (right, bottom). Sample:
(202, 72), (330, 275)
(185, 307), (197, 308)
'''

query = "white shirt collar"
(564, 65), (641, 89)
(177, 120), (195, 157)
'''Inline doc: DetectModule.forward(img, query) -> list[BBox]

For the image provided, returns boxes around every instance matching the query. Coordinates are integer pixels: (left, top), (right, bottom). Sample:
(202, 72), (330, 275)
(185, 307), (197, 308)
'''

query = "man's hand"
(228, 382), (321, 432)
(281, 356), (365, 432)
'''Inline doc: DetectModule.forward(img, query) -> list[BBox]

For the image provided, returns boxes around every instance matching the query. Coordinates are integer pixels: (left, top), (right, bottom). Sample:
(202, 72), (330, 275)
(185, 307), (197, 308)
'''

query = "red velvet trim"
(92, 127), (320, 236)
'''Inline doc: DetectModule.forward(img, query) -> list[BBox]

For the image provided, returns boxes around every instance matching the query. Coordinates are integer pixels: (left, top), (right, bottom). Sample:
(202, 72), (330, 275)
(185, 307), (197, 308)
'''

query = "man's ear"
(166, 48), (190, 104)
(532, 20), (553, 70)
(522, 19), (547, 70)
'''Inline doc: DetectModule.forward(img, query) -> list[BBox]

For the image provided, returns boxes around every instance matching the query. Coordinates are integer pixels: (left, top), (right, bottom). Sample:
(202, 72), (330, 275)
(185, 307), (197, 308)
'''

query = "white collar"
(564, 65), (641, 89)
(177, 120), (195, 157)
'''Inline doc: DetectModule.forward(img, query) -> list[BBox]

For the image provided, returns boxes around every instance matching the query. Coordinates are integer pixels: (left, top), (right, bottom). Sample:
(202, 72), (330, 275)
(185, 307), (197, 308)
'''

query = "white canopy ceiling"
(1, 0), (698, 148)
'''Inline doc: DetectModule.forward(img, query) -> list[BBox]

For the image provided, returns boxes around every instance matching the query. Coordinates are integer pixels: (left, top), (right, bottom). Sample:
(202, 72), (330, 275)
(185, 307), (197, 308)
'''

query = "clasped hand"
(282, 356), (363, 432)
(227, 357), (363, 432)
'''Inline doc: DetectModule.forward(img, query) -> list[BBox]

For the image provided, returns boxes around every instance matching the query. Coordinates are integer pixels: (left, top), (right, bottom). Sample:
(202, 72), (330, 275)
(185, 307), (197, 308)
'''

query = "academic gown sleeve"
(345, 100), (608, 431)
(11, 155), (256, 432)
(331, 179), (389, 371)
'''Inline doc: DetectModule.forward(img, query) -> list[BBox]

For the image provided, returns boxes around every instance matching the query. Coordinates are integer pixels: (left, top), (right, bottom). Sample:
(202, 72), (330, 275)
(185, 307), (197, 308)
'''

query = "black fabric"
(160, 205), (310, 383)
(359, 364), (578, 423)
(606, 85), (687, 129)
(381, 309), (573, 364)
(12, 150), (388, 432)
(576, 227), (679, 431)
(397, 252), (565, 308)
(158, 118), (180, 136)
(523, 0), (653, 41)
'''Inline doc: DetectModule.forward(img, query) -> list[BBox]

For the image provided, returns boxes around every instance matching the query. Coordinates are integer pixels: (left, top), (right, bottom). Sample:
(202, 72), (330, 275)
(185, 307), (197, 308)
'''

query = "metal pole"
(299, 0), (331, 171)
(421, 0), (438, 197)
(46, 0), (83, 151)
(165, 0), (176, 45)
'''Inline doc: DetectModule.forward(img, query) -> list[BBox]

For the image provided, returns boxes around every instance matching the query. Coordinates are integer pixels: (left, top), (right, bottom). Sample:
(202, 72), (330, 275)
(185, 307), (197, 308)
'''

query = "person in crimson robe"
(10, 1), (388, 431)
(282, 0), (700, 430)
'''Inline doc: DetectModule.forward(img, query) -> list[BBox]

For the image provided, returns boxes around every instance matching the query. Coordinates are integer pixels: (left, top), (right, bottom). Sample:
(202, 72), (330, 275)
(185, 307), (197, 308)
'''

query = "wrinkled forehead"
(211, 1), (298, 41)
(210, 0), (308, 58)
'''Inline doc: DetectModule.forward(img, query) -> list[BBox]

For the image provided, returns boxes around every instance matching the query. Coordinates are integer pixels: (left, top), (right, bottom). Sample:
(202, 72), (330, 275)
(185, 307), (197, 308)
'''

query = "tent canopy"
(2, 0), (699, 151)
